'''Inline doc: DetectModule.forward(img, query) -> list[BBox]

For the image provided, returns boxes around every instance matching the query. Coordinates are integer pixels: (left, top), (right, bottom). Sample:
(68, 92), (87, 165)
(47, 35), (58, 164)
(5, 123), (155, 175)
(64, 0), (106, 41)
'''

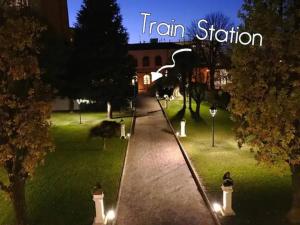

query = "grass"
(0, 112), (132, 225)
(164, 99), (293, 225)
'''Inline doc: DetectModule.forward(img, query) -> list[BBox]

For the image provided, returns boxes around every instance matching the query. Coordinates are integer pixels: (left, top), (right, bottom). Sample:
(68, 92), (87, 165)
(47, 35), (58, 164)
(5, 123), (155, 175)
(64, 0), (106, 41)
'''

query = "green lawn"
(164, 99), (293, 225)
(0, 112), (131, 225)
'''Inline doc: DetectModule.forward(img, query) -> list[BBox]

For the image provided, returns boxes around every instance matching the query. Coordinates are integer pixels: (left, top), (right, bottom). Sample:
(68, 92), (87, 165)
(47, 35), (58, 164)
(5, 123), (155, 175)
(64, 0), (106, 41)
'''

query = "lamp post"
(209, 105), (217, 147)
(132, 75), (137, 109)
(76, 99), (95, 124)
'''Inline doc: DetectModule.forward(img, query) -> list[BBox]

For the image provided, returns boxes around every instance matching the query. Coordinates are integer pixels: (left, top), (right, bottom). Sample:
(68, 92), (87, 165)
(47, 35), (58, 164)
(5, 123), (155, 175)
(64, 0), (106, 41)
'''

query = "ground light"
(209, 105), (217, 147)
(105, 210), (116, 224)
(212, 202), (222, 213)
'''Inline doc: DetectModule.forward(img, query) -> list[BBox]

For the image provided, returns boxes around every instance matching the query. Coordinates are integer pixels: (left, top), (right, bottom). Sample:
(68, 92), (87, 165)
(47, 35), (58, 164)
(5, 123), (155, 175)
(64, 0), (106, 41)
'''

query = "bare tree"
(188, 12), (233, 90)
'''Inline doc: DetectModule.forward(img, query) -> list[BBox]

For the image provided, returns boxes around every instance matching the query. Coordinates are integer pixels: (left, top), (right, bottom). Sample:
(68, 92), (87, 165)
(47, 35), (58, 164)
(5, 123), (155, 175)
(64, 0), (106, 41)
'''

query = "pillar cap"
(93, 183), (103, 195)
(221, 185), (233, 191)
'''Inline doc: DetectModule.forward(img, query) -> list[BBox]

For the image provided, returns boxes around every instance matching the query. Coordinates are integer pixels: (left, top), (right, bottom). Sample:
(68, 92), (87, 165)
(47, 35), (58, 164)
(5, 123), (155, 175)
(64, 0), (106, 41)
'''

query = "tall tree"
(70, 0), (135, 118)
(188, 12), (233, 90)
(0, 8), (53, 225)
(190, 83), (207, 119)
(227, 0), (300, 223)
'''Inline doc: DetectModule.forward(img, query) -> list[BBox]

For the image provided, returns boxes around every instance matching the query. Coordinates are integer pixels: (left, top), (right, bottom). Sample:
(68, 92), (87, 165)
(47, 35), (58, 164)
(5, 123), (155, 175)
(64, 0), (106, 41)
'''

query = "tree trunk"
(196, 102), (201, 117)
(188, 73), (192, 110)
(107, 102), (112, 119)
(288, 164), (300, 224)
(182, 79), (187, 109)
(210, 67), (215, 90)
(69, 99), (74, 112)
(11, 177), (27, 225)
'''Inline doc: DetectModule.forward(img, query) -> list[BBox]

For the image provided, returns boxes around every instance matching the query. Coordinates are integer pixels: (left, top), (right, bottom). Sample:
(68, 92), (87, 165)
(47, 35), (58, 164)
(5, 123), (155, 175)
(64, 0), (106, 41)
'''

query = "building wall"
(129, 48), (176, 92)
(30, 0), (69, 38)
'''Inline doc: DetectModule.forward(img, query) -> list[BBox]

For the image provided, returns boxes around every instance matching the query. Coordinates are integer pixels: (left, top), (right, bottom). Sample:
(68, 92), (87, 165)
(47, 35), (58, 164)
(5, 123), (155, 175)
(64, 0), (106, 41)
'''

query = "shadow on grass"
(170, 107), (186, 122)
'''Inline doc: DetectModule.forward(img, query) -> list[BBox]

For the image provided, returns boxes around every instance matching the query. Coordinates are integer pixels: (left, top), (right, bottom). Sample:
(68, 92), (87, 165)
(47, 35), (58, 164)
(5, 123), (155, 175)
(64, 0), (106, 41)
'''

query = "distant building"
(129, 40), (213, 93)
(8, 0), (70, 39)
(129, 39), (231, 93)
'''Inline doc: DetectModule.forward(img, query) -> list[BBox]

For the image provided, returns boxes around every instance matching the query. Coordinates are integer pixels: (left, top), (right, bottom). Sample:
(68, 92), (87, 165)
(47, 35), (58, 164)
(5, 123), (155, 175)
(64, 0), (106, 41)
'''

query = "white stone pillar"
(180, 120), (186, 137)
(93, 192), (105, 225)
(120, 123), (126, 139)
(107, 102), (112, 119)
(164, 99), (168, 108)
(221, 185), (235, 216)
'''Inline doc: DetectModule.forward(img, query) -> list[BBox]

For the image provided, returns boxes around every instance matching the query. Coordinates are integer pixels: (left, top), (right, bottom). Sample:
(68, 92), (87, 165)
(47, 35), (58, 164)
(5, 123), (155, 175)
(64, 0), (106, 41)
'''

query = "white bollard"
(221, 185), (235, 216)
(107, 102), (112, 119)
(120, 120), (126, 139)
(180, 119), (186, 137)
(93, 191), (105, 225)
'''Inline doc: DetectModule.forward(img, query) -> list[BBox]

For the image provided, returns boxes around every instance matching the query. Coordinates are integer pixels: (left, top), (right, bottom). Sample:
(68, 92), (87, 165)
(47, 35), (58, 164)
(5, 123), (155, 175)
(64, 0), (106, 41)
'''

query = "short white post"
(120, 121), (126, 139)
(129, 100), (133, 110)
(107, 102), (112, 119)
(221, 185), (235, 216)
(93, 191), (105, 225)
(180, 119), (186, 137)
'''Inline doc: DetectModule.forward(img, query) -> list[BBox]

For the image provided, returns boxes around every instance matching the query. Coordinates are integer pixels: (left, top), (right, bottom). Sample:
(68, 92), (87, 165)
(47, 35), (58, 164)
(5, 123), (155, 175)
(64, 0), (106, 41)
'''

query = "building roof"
(128, 42), (183, 51)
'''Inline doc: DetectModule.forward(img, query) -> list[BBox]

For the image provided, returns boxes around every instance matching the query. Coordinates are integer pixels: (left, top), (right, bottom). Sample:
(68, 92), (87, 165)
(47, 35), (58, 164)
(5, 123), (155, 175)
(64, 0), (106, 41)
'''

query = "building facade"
(8, 0), (69, 38)
(128, 41), (215, 93)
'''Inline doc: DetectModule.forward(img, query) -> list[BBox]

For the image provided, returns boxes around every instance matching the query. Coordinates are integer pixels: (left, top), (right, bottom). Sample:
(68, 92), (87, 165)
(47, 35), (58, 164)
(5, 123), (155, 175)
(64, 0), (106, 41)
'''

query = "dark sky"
(67, 0), (244, 43)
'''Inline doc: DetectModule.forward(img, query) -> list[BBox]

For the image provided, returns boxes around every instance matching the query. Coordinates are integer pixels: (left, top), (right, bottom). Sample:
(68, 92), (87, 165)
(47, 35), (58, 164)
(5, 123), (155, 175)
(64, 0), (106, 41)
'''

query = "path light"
(92, 185), (105, 225)
(221, 172), (235, 216)
(180, 119), (187, 137)
(212, 202), (222, 213)
(209, 105), (217, 147)
(120, 119), (126, 139)
(126, 133), (131, 139)
(105, 210), (116, 224)
(164, 95), (170, 109)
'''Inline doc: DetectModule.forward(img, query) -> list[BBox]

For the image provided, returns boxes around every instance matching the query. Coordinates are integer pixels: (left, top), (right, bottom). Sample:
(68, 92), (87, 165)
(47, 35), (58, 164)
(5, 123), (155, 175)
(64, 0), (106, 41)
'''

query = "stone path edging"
(114, 110), (136, 225)
(157, 99), (222, 225)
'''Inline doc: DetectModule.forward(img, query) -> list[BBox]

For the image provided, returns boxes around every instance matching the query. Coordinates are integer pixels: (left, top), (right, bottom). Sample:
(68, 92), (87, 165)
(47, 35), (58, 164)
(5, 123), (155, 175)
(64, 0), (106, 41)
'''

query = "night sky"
(67, 0), (244, 43)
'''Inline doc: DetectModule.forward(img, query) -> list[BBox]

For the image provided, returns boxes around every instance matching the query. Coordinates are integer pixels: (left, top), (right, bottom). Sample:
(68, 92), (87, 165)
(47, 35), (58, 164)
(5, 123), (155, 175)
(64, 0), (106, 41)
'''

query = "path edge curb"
(114, 109), (136, 225)
(157, 98), (222, 225)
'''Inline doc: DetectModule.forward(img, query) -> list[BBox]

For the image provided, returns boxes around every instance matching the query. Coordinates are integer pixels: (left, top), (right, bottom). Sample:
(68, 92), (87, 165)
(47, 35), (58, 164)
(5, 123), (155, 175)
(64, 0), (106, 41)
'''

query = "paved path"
(115, 96), (216, 225)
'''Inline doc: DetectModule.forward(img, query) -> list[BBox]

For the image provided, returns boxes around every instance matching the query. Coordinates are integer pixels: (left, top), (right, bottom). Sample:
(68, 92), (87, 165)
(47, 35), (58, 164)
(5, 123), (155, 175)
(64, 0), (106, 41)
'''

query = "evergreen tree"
(227, 0), (300, 223)
(70, 0), (135, 118)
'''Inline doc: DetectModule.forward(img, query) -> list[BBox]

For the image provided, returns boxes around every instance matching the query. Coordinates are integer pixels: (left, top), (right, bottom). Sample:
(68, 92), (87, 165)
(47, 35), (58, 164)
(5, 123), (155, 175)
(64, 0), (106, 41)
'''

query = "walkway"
(115, 96), (216, 225)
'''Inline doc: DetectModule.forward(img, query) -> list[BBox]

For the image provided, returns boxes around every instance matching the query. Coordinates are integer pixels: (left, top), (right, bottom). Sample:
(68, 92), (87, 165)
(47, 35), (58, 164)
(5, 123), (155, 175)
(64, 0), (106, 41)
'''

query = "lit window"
(144, 75), (151, 85)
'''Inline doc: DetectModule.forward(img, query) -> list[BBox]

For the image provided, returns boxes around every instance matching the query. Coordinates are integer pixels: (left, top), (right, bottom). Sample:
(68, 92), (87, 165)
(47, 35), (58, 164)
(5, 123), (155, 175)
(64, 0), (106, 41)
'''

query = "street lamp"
(76, 99), (95, 124)
(209, 105), (218, 147)
(132, 75), (138, 109)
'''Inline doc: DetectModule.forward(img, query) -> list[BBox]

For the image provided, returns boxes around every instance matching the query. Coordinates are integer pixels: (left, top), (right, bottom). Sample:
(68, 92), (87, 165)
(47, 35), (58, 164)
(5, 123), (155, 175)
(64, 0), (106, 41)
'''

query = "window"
(143, 56), (150, 67)
(143, 75), (151, 85)
(133, 58), (138, 67)
(155, 56), (162, 66)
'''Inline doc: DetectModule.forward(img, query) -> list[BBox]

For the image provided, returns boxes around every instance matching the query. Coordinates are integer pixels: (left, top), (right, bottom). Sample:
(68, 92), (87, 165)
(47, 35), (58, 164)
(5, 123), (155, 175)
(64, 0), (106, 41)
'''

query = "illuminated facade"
(128, 41), (215, 93)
